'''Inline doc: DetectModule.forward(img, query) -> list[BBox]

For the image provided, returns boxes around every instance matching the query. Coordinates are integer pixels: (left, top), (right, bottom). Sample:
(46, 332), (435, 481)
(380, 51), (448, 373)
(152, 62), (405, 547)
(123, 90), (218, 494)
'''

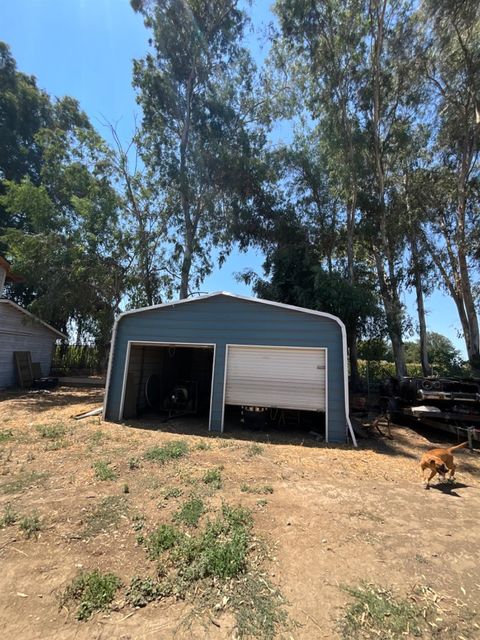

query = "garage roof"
(117, 291), (346, 331)
(0, 299), (67, 339)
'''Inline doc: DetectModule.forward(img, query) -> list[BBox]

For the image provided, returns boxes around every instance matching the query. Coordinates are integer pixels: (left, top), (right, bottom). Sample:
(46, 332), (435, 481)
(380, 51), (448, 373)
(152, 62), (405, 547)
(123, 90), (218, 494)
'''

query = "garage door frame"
(118, 340), (217, 427)
(221, 344), (328, 441)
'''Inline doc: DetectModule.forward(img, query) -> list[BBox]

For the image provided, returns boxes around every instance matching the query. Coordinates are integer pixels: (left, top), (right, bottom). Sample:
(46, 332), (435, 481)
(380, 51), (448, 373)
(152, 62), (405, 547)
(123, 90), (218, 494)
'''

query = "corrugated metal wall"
(105, 295), (347, 442)
(0, 302), (57, 388)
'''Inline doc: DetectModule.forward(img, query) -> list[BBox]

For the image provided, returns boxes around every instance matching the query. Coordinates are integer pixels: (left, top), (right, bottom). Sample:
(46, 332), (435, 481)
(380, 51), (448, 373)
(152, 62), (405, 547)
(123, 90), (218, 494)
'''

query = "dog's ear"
(428, 457), (436, 468)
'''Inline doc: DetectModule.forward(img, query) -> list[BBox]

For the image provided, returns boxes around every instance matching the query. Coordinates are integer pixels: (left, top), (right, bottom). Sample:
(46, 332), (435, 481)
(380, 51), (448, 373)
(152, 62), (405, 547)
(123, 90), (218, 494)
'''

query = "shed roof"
(117, 291), (346, 330)
(0, 299), (67, 339)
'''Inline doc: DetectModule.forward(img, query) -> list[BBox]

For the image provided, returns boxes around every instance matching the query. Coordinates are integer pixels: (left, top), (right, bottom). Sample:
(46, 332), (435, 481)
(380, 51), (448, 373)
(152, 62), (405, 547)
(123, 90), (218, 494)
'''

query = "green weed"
(245, 444), (264, 458)
(162, 486), (183, 500)
(92, 460), (117, 481)
(144, 524), (182, 559)
(61, 570), (121, 621)
(203, 467), (222, 489)
(0, 504), (17, 527)
(144, 441), (189, 463)
(174, 497), (204, 528)
(241, 483), (273, 495)
(195, 440), (211, 451)
(19, 513), (42, 539)
(0, 471), (48, 495)
(36, 423), (66, 439)
(0, 430), (14, 443)
(125, 576), (163, 607)
(128, 457), (140, 470)
(138, 503), (290, 639)
(341, 583), (423, 639)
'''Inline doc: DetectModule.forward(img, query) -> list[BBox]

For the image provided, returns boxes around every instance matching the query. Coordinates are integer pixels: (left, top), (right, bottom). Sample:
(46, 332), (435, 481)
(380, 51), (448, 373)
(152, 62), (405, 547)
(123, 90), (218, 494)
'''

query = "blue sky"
(0, 0), (467, 356)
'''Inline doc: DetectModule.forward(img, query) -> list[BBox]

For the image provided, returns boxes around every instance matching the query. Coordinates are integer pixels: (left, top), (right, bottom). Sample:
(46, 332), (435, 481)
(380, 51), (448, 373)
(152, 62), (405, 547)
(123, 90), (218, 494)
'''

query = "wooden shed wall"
(0, 302), (58, 388)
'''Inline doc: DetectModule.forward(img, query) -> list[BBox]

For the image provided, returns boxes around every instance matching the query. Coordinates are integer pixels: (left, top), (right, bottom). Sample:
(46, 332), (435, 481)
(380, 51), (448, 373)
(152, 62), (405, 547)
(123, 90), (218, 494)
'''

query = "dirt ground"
(0, 387), (479, 640)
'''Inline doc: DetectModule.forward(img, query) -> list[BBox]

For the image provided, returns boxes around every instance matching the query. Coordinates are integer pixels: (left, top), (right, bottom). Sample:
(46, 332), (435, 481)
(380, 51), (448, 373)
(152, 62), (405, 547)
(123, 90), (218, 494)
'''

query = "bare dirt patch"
(0, 387), (479, 639)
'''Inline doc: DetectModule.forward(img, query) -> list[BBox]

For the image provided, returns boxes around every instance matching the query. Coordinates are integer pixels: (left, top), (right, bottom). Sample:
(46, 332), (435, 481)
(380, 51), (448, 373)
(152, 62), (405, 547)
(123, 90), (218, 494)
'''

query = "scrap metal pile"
(381, 376), (480, 444)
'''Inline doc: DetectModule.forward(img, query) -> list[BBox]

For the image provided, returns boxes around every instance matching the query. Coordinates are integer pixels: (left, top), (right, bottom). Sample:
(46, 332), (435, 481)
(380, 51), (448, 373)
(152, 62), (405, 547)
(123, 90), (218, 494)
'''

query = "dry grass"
(0, 387), (479, 640)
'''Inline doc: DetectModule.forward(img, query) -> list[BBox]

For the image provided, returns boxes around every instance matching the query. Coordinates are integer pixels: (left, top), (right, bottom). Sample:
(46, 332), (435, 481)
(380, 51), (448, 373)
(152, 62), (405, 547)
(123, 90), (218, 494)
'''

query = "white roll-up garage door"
(225, 345), (326, 412)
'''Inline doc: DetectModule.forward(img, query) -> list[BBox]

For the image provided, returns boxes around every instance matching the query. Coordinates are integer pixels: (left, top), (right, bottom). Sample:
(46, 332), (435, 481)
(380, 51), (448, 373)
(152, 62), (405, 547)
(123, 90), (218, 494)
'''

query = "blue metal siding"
(105, 295), (347, 442)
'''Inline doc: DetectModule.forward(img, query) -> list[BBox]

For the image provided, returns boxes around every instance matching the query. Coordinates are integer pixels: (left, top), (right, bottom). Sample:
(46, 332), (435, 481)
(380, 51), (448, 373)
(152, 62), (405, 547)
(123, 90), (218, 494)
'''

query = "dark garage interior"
(121, 343), (214, 422)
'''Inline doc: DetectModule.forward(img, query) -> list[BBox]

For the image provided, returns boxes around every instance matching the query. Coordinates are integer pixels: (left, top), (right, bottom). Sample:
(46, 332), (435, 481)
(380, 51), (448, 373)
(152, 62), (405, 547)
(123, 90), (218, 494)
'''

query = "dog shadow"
(429, 481), (469, 497)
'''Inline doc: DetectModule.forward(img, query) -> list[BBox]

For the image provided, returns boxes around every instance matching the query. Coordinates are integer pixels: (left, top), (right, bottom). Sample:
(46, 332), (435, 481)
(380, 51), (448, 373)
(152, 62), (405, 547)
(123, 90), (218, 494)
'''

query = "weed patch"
(19, 513), (42, 539)
(61, 570), (121, 621)
(144, 523), (182, 559)
(92, 460), (117, 481)
(0, 504), (17, 527)
(241, 483), (273, 495)
(0, 471), (48, 495)
(195, 440), (211, 451)
(174, 497), (204, 528)
(341, 583), (423, 639)
(163, 486), (183, 500)
(203, 467), (222, 489)
(128, 457), (140, 470)
(88, 430), (107, 449)
(245, 444), (264, 458)
(36, 423), (66, 439)
(82, 496), (127, 537)
(0, 430), (14, 443)
(144, 440), (189, 463)
(126, 576), (163, 607)
(138, 502), (289, 638)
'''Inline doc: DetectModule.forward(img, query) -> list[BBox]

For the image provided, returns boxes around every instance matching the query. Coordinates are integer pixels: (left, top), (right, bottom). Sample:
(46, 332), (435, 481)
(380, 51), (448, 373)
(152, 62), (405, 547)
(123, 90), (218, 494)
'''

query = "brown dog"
(420, 441), (468, 488)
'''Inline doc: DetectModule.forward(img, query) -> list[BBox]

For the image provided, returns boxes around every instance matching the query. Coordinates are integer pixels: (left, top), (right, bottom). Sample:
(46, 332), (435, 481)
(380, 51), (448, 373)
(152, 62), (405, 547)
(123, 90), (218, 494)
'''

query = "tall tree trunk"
(374, 250), (407, 377)
(348, 330), (360, 390)
(179, 243), (192, 299)
(410, 238), (431, 376)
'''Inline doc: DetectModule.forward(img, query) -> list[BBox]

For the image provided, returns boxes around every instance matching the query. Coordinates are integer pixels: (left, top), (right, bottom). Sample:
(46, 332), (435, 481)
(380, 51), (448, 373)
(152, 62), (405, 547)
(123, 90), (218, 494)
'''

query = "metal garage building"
(103, 292), (355, 443)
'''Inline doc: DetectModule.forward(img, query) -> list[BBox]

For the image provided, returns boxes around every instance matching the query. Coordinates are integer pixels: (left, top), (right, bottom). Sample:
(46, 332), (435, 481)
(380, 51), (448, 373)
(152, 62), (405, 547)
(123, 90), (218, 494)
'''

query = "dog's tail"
(446, 441), (469, 452)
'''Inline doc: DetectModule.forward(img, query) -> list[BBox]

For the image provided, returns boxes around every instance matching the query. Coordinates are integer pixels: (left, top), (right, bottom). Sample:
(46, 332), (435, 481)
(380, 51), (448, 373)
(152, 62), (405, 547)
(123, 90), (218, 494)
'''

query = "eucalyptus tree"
(106, 122), (170, 307)
(419, 0), (480, 371)
(272, 0), (423, 377)
(131, 0), (264, 299)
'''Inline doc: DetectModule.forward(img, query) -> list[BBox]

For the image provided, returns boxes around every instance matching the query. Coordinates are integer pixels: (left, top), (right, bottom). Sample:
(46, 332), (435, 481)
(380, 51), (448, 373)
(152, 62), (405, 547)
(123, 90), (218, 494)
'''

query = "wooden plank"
(13, 351), (34, 388)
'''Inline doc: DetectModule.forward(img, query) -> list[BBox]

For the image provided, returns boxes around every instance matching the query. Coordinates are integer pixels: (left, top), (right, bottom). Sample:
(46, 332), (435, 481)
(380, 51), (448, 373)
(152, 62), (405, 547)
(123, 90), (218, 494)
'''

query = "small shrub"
(144, 441), (189, 463)
(163, 486), (183, 500)
(36, 424), (66, 439)
(92, 460), (117, 481)
(19, 513), (42, 539)
(241, 483), (273, 495)
(123, 483), (130, 494)
(126, 576), (162, 607)
(61, 570), (121, 621)
(0, 430), (14, 443)
(256, 499), (268, 507)
(131, 514), (145, 532)
(144, 524), (183, 559)
(128, 457), (140, 470)
(174, 497), (204, 528)
(0, 504), (17, 527)
(195, 440), (211, 451)
(203, 467), (222, 489)
(245, 444), (263, 458)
